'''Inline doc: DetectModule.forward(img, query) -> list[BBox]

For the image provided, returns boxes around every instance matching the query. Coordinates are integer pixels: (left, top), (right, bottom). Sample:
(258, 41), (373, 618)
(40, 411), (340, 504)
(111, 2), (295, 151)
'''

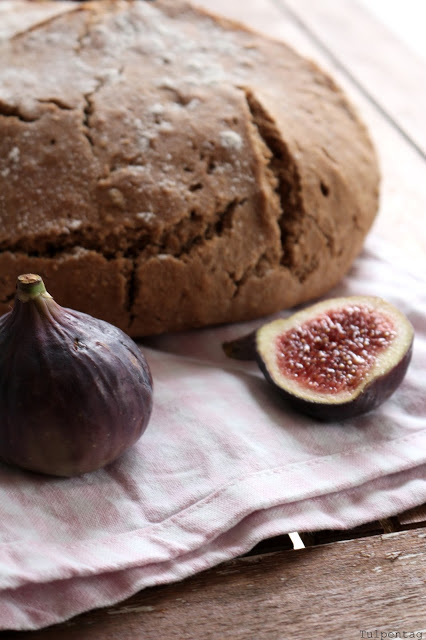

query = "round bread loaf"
(0, 0), (379, 336)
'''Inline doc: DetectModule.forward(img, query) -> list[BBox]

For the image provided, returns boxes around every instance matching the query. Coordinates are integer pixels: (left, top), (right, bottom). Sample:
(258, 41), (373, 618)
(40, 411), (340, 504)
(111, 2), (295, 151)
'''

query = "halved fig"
(225, 296), (414, 420)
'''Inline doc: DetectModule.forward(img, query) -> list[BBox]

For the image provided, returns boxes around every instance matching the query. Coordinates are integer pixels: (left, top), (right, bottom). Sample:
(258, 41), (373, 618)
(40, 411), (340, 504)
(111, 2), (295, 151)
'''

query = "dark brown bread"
(0, 0), (379, 335)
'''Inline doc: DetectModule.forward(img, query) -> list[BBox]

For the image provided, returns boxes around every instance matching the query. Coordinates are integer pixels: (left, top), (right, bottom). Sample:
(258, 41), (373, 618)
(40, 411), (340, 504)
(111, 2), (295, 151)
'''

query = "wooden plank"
(279, 0), (426, 158)
(398, 504), (426, 527)
(299, 510), (426, 547)
(358, 0), (426, 63)
(244, 533), (293, 555)
(7, 528), (426, 639)
(1, 2), (425, 635)
(300, 521), (390, 547)
(194, 0), (426, 272)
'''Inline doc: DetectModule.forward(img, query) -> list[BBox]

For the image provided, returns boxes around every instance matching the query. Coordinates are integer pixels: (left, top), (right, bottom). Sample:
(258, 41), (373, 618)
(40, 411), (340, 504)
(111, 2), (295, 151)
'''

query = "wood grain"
(280, 0), (426, 158)
(6, 528), (426, 639)
(1, 2), (425, 637)
(196, 0), (426, 270)
(398, 504), (426, 527)
(274, 0), (426, 271)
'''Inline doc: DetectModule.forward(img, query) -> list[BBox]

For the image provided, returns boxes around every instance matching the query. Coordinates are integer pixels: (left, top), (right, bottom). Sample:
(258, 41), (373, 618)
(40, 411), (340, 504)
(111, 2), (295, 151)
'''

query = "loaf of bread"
(0, 0), (379, 336)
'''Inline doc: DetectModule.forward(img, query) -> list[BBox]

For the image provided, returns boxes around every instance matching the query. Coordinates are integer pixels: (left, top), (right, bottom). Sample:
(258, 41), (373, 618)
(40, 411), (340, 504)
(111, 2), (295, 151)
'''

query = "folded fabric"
(1, 235), (425, 630)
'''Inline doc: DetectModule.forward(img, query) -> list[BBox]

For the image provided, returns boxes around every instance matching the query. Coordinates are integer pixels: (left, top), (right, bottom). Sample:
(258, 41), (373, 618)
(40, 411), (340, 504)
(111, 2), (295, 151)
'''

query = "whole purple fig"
(0, 274), (153, 476)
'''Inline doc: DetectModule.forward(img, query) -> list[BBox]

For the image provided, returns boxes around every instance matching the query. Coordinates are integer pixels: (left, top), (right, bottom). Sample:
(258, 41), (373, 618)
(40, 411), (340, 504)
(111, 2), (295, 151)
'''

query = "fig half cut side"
(253, 296), (414, 421)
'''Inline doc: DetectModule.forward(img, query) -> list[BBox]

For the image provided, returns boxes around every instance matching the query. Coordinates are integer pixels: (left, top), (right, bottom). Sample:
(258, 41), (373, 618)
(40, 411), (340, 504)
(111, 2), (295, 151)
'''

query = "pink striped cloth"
(1, 236), (426, 630)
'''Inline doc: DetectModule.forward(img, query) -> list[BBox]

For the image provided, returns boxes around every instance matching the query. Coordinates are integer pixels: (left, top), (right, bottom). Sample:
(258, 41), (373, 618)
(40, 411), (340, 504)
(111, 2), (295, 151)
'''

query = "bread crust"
(0, 0), (379, 335)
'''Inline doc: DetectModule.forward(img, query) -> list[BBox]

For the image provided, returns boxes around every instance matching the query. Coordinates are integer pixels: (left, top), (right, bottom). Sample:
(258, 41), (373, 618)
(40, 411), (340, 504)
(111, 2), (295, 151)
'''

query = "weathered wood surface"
(195, 0), (426, 270)
(398, 504), (426, 528)
(1, 1), (425, 637)
(282, 0), (426, 158)
(5, 528), (426, 639)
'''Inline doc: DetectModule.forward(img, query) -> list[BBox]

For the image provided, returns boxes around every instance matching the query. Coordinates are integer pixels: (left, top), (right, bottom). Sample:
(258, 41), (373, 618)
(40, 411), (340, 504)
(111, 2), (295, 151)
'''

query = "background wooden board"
(1, 1), (425, 637)
(282, 0), (426, 157)
(194, 0), (426, 270)
(5, 528), (426, 639)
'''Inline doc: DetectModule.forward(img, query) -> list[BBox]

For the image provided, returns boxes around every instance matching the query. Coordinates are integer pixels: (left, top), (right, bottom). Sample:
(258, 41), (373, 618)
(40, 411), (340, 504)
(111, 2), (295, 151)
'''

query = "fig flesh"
(0, 274), (153, 476)
(225, 296), (414, 420)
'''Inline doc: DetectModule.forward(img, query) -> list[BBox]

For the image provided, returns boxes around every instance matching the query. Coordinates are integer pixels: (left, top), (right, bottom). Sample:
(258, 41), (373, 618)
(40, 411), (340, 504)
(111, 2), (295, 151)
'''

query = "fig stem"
(16, 274), (51, 303)
(222, 330), (258, 360)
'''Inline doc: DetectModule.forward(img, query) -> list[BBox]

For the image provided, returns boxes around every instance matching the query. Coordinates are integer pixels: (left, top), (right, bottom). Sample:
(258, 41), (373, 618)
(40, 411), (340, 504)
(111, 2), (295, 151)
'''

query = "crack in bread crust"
(0, 101), (38, 123)
(0, 0), (380, 335)
(0, 198), (245, 260)
(242, 87), (304, 271)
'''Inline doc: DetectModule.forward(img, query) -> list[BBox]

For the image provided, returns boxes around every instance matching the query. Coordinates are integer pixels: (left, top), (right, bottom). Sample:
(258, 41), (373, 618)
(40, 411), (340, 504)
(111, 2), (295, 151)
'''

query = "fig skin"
(257, 342), (413, 421)
(224, 296), (414, 421)
(0, 274), (153, 477)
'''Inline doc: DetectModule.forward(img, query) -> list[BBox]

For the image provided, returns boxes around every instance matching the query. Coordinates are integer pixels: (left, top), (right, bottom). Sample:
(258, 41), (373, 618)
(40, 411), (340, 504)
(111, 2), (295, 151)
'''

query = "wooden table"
(3, 1), (426, 637)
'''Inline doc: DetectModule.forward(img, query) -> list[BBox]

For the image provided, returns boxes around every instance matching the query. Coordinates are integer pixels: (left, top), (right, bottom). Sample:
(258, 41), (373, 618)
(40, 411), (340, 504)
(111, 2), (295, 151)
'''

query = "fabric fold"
(1, 236), (425, 630)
